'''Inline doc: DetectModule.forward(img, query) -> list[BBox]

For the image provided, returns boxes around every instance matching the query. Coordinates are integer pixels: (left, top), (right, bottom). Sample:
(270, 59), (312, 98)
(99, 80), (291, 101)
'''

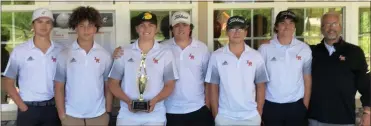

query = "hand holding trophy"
(132, 53), (150, 111)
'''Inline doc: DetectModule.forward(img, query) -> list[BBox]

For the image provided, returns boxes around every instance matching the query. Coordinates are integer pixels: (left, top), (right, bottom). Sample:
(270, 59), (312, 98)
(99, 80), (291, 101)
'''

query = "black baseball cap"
(137, 12), (157, 26)
(275, 10), (297, 24)
(227, 16), (248, 30)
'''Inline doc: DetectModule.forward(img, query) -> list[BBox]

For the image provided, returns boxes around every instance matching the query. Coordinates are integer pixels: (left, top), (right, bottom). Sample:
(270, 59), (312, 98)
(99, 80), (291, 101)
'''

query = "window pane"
(359, 35), (370, 70)
(129, 0), (191, 4)
(289, 7), (343, 45)
(304, 37), (322, 45)
(49, 0), (114, 4)
(252, 9), (272, 37)
(1, 12), (33, 46)
(214, 0), (273, 3)
(288, 9), (305, 36)
(1, 0), (34, 5)
(359, 8), (370, 34)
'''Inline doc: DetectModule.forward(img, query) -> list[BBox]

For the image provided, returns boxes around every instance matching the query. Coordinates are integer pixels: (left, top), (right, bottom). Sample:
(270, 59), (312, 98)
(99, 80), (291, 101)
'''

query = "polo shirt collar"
(272, 34), (299, 48)
(72, 40), (99, 50)
(170, 38), (198, 48)
(132, 39), (160, 52)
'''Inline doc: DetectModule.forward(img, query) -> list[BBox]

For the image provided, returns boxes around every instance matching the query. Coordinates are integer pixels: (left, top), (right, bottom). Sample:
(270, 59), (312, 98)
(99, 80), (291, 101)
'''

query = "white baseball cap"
(32, 8), (54, 22)
(171, 11), (191, 26)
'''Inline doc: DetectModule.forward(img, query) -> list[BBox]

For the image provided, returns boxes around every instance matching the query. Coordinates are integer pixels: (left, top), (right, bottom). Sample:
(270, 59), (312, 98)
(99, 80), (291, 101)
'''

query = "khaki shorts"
(61, 113), (109, 126)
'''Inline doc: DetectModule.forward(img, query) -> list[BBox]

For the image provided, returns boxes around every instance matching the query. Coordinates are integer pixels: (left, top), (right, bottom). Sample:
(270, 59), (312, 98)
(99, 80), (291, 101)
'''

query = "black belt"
(24, 98), (55, 107)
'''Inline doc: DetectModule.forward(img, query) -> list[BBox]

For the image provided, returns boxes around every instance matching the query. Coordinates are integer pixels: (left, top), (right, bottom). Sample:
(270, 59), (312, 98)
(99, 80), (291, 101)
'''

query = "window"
(359, 8), (370, 70)
(1, 11), (33, 104)
(130, 10), (191, 43)
(214, 0), (273, 3)
(213, 9), (272, 50)
(129, 0), (191, 4)
(49, 0), (114, 5)
(1, 0), (34, 5)
(288, 7), (344, 45)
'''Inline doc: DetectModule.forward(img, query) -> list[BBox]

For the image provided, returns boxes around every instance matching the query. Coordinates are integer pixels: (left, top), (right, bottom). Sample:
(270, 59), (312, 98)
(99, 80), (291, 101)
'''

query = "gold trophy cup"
(132, 53), (150, 111)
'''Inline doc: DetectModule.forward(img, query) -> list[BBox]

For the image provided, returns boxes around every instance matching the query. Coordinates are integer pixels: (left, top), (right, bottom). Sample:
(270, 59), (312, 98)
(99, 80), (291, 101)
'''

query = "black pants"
(166, 106), (214, 126)
(262, 99), (308, 126)
(16, 105), (60, 126)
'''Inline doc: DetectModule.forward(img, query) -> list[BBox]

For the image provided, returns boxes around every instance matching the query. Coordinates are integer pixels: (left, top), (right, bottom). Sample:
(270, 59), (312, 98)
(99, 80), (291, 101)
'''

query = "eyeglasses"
(228, 28), (245, 33)
(322, 22), (340, 27)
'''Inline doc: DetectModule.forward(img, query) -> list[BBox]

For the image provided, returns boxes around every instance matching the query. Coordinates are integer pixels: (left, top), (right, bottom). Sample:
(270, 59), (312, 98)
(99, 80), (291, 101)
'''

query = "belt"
(24, 98), (56, 107)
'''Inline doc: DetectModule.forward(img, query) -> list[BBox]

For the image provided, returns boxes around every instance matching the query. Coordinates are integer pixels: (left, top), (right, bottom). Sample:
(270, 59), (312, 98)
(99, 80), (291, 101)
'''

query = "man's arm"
(303, 47), (313, 109)
(108, 78), (131, 105)
(254, 54), (269, 116)
(353, 48), (370, 112)
(54, 53), (67, 119)
(104, 57), (113, 112)
(204, 54), (220, 118)
(209, 84), (219, 118)
(202, 51), (211, 109)
(255, 82), (265, 116)
(3, 77), (28, 111)
(149, 51), (179, 112)
(2, 49), (28, 111)
(108, 57), (132, 109)
(54, 81), (66, 119)
(204, 83), (211, 109)
(303, 74), (312, 109)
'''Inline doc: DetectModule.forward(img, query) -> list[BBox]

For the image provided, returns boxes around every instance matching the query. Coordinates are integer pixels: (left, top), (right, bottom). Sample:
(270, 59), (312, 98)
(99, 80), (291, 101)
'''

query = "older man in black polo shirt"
(309, 12), (370, 126)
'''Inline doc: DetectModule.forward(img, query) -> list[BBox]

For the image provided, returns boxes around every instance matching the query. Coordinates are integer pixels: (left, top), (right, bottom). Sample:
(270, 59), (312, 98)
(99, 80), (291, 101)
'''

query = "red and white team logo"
(94, 57), (100, 63)
(189, 53), (194, 60)
(247, 60), (252, 66)
(296, 55), (302, 60)
(51, 56), (57, 62)
(153, 58), (158, 64)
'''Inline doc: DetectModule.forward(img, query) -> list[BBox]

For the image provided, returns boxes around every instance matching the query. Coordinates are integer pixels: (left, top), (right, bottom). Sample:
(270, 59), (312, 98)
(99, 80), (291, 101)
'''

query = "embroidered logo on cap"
(175, 14), (188, 20)
(143, 12), (152, 20)
(228, 18), (245, 24)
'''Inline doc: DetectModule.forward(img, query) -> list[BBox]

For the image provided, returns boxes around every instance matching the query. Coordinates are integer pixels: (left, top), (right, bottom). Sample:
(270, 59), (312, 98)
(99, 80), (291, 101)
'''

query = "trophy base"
(132, 100), (149, 111)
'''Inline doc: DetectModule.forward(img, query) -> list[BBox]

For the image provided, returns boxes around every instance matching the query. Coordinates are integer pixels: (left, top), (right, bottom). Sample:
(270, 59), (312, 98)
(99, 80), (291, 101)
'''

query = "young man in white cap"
(112, 11), (214, 126)
(108, 12), (178, 126)
(206, 16), (269, 126)
(54, 6), (112, 126)
(2, 8), (63, 126)
(258, 10), (312, 126)
(162, 11), (213, 126)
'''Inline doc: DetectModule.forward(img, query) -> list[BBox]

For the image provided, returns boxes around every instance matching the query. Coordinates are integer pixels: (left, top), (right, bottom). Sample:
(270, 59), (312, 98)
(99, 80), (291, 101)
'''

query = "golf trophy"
(132, 53), (149, 111)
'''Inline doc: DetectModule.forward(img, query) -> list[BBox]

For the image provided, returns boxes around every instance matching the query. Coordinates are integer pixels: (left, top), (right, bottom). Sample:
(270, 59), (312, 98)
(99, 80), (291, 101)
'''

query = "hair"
(68, 6), (102, 32)
(321, 11), (342, 28)
(169, 24), (194, 37)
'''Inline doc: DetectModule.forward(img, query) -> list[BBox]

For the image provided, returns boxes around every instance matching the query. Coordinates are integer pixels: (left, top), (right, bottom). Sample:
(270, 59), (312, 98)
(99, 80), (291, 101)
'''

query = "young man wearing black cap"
(108, 12), (178, 125)
(205, 16), (269, 125)
(2, 8), (62, 126)
(112, 11), (214, 126)
(258, 10), (312, 126)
